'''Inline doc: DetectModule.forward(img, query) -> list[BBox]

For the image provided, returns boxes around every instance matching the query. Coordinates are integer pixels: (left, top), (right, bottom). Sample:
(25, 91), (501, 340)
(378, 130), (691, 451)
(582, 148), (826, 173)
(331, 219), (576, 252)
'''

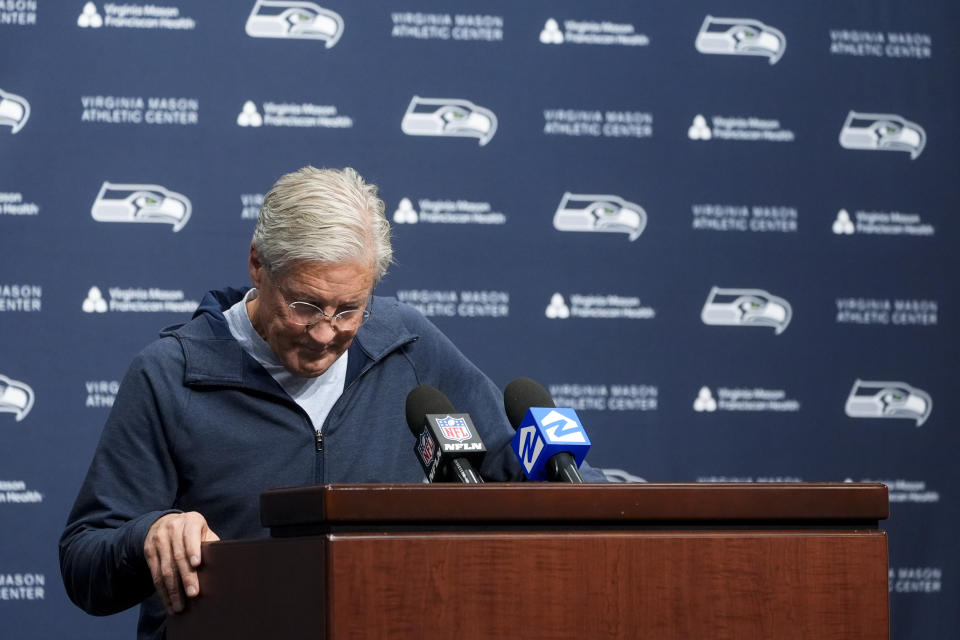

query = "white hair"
(252, 166), (392, 281)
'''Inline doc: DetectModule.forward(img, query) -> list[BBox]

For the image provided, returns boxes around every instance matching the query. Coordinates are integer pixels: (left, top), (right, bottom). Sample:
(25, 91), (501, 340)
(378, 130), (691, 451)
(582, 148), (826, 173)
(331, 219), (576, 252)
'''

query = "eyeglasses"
(275, 285), (372, 330)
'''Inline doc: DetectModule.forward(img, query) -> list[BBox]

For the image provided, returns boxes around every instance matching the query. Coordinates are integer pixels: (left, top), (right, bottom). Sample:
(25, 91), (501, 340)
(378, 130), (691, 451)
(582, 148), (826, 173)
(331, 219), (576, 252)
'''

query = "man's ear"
(249, 244), (264, 289)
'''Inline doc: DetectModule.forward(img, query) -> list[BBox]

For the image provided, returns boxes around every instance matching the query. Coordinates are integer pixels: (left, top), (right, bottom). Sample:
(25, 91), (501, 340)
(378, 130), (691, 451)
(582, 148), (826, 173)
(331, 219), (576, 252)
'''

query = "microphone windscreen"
(503, 377), (556, 429)
(405, 385), (457, 436)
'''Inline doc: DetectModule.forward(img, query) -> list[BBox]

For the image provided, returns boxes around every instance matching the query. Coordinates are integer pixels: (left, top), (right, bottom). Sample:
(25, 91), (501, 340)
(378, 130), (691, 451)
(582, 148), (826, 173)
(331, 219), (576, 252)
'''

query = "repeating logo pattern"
(0, 374), (34, 422)
(839, 111), (926, 159)
(0, 88), (30, 134)
(91, 182), (192, 232)
(688, 115), (711, 140)
(693, 386), (718, 412)
(701, 287), (792, 334)
(844, 379), (932, 426)
(401, 96), (497, 145)
(540, 19), (563, 44)
(237, 101), (264, 127)
(245, 0), (344, 46)
(695, 15), (786, 64)
(77, 2), (103, 28)
(553, 192), (647, 241)
(0, 6), (952, 637)
(833, 209), (855, 234)
(545, 293), (570, 319)
(393, 198), (418, 224)
(82, 287), (108, 313)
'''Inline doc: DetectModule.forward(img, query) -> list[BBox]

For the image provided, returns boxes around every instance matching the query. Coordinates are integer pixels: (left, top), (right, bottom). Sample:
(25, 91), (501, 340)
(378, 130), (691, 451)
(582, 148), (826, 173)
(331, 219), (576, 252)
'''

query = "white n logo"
(541, 410), (587, 443)
(518, 425), (544, 473)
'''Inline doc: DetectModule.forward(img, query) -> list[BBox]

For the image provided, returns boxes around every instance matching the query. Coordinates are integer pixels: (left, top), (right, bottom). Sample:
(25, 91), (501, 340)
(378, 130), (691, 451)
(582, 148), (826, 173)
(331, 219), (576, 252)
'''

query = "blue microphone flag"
(510, 407), (591, 481)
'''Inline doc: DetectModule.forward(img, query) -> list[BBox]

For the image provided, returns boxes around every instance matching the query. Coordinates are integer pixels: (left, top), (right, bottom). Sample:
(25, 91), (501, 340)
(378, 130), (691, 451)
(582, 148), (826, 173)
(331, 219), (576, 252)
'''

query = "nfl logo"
(417, 431), (436, 464)
(437, 415), (472, 442)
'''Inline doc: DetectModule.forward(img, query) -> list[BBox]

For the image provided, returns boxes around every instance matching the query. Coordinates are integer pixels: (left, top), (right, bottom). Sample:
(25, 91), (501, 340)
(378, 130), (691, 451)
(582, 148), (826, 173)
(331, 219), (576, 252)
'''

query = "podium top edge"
(260, 482), (889, 528)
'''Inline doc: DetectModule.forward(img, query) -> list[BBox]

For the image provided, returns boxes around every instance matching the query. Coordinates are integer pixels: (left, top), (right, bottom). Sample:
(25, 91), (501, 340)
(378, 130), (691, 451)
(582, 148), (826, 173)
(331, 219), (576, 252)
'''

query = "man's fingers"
(144, 538), (171, 613)
(171, 518), (197, 600)
(145, 512), (218, 613)
(157, 540), (184, 612)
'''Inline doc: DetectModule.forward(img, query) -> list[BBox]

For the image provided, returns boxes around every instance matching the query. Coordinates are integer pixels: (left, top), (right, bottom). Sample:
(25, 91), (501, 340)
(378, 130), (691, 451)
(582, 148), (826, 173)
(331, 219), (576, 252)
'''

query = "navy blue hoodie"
(59, 288), (545, 639)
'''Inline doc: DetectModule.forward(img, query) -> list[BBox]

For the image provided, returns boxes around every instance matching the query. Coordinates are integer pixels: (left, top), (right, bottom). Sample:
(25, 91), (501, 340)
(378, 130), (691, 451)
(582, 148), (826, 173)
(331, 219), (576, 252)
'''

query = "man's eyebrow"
(288, 290), (367, 309)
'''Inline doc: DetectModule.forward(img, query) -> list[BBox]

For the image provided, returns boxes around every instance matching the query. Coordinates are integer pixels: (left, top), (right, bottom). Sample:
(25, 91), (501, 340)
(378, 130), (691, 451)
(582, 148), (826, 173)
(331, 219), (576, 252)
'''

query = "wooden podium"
(167, 483), (889, 640)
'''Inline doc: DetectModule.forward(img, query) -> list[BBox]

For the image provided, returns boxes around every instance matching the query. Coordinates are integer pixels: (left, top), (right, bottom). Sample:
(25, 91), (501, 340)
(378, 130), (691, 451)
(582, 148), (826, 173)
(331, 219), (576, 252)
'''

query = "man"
(60, 167), (564, 640)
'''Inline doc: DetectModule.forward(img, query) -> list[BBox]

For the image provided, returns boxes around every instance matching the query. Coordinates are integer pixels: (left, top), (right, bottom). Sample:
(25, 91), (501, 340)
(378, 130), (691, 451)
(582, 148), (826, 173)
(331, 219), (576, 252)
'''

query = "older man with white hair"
(60, 166), (576, 640)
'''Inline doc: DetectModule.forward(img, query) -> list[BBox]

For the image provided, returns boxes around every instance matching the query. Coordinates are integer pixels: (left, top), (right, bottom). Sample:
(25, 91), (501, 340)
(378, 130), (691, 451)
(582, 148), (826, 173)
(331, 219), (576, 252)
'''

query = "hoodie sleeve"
(59, 342), (185, 615)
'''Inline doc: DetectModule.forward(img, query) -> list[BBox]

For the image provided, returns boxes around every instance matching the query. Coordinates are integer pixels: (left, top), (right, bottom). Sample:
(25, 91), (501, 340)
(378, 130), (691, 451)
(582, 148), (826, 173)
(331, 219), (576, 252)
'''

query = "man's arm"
(59, 345), (217, 614)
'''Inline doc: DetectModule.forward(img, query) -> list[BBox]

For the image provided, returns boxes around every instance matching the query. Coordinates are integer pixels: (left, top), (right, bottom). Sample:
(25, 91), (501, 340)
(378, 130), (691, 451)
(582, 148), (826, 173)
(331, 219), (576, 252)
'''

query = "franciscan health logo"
(236, 100), (353, 129)
(0, 89), (30, 134)
(688, 114), (794, 142)
(91, 182), (191, 231)
(701, 287), (792, 334)
(839, 111), (926, 159)
(77, 2), (196, 30)
(695, 15), (786, 64)
(833, 208), (934, 236)
(245, 0), (343, 46)
(392, 197), (506, 225)
(694, 386), (800, 413)
(539, 17), (649, 47)
(82, 285), (199, 314)
(546, 293), (655, 320)
(844, 379), (932, 426)
(0, 374), (34, 422)
(401, 96), (497, 146)
(553, 192), (646, 241)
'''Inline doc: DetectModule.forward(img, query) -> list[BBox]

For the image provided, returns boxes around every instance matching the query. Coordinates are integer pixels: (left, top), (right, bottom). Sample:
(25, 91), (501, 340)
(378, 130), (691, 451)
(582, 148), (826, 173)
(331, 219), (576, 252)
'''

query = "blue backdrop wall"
(1, 1), (957, 637)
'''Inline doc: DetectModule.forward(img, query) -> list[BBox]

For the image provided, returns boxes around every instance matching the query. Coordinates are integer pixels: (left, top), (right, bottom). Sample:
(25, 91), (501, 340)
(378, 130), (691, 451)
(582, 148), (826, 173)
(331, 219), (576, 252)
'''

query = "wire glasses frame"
(275, 285), (372, 330)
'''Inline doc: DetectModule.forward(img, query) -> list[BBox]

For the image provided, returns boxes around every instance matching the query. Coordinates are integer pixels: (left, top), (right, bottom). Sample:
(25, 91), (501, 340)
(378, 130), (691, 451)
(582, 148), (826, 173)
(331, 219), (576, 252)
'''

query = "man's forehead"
(277, 260), (374, 298)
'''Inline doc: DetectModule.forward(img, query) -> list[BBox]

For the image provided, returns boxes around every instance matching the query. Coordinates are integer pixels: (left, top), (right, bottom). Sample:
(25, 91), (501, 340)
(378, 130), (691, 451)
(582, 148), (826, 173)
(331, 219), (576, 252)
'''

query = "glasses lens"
(333, 309), (370, 329)
(288, 302), (322, 325)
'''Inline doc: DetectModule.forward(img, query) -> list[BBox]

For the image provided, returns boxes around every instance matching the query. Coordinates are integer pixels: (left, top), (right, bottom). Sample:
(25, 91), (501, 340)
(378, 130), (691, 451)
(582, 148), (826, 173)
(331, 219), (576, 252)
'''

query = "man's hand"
(144, 512), (220, 614)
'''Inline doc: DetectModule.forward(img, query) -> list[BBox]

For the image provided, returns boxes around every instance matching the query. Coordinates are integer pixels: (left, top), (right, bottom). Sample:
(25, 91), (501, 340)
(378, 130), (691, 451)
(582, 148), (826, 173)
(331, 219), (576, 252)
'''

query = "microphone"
(405, 385), (486, 483)
(504, 377), (591, 482)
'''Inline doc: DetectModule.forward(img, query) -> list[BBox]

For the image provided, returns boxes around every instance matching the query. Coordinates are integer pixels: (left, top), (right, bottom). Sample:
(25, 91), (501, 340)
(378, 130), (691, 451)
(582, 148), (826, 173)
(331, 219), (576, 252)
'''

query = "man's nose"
(306, 318), (338, 342)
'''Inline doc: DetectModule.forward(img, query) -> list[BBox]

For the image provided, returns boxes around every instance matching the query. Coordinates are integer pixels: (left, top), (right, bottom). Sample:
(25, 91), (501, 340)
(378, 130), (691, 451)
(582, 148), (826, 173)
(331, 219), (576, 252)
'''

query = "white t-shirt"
(223, 288), (347, 431)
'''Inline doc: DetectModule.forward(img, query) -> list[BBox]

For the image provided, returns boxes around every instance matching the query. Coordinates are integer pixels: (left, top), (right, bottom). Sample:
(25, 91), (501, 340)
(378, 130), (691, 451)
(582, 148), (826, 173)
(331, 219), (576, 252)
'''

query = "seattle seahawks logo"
(245, 0), (344, 46)
(839, 111), (926, 160)
(91, 182), (192, 232)
(401, 96), (497, 146)
(701, 287), (792, 334)
(553, 192), (647, 241)
(695, 16), (786, 64)
(0, 374), (34, 422)
(844, 379), (932, 426)
(0, 88), (30, 134)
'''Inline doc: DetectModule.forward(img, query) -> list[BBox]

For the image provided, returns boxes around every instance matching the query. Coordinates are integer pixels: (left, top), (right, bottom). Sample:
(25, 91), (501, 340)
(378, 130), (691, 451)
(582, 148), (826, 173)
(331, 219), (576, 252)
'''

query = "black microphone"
(405, 385), (486, 483)
(504, 377), (590, 483)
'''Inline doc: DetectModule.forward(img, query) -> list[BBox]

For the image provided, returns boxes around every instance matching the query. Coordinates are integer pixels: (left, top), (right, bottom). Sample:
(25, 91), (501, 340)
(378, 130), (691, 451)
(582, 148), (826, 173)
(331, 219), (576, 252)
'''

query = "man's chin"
(286, 355), (333, 378)
(288, 363), (330, 378)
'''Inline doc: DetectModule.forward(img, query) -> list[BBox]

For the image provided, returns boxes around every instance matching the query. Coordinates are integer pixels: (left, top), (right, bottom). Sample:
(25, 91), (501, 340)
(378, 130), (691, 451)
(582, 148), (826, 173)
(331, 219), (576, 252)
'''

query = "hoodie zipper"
(314, 336), (419, 456)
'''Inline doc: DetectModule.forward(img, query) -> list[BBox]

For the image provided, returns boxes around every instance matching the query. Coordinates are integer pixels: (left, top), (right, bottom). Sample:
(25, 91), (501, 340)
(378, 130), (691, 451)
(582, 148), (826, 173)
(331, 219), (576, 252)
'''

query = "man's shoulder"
(373, 296), (446, 332)
(133, 311), (228, 374)
(365, 296), (450, 345)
